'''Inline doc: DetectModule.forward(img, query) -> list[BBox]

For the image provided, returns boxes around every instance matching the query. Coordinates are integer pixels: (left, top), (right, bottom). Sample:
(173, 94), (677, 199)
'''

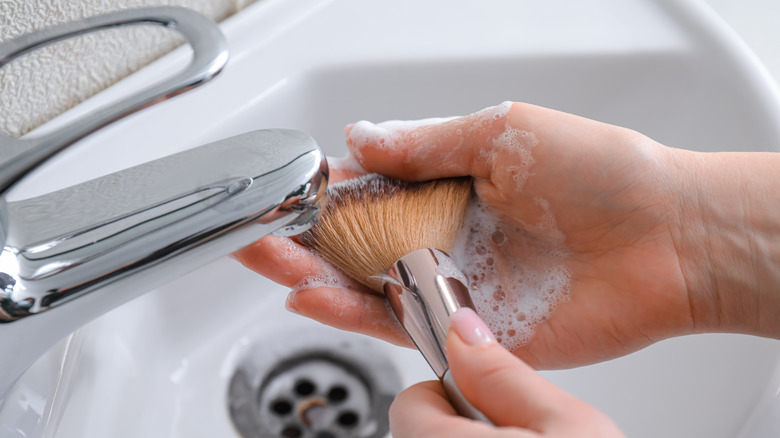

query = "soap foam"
(347, 102), (512, 164)
(328, 151), (366, 175)
(293, 255), (367, 294)
(276, 237), (311, 262)
(485, 127), (538, 191)
(292, 254), (409, 341)
(433, 248), (469, 286)
(452, 199), (571, 352)
(348, 116), (456, 163)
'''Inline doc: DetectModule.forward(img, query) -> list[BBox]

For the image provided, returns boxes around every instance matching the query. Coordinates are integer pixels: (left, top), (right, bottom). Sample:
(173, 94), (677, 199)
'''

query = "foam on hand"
(452, 199), (571, 351)
(433, 248), (469, 286)
(292, 256), (368, 294)
(327, 151), (366, 175)
(349, 116), (457, 155)
(338, 102), (571, 351)
(487, 126), (538, 192)
(347, 102), (512, 163)
(291, 254), (410, 341)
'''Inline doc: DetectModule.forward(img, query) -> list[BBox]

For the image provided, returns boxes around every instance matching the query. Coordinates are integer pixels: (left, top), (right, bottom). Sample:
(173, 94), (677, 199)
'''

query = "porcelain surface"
(3, 1), (780, 437)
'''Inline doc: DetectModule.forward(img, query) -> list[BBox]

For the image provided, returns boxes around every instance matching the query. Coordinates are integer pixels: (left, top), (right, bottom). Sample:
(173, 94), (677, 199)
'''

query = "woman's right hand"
(390, 308), (625, 438)
(236, 102), (780, 369)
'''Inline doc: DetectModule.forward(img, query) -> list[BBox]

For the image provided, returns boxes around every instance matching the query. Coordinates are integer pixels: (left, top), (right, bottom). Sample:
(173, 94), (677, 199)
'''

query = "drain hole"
(281, 425), (303, 438)
(337, 410), (360, 428)
(270, 399), (294, 416)
(327, 385), (348, 403)
(294, 378), (317, 396)
(228, 328), (403, 438)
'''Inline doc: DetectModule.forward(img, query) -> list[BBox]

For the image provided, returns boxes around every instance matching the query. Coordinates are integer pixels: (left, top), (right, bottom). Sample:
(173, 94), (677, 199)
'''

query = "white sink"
(3, 0), (780, 437)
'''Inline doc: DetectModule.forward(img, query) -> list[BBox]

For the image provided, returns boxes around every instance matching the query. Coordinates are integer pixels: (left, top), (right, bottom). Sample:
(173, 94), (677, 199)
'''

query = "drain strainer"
(228, 328), (402, 438)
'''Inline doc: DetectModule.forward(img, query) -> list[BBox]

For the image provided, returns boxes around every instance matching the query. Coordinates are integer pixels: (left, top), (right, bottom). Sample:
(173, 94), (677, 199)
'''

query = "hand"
(389, 308), (624, 437)
(235, 164), (416, 346)
(236, 102), (780, 368)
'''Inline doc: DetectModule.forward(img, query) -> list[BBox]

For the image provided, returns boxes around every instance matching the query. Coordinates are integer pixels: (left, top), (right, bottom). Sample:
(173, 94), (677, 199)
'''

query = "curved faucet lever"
(0, 129), (328, 320)
(0, 6), (229, 195)
(0, 128), (328, 401)
(0, 8), (330, 402)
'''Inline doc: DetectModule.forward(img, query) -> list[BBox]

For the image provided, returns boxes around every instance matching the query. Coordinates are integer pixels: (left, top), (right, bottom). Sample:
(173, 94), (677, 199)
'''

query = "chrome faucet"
(0, 7), (328, 399)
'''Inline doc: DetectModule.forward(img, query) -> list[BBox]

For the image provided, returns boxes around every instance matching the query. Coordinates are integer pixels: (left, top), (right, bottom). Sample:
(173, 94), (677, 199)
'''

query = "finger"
(447, 308), (619, 435)
(327, 150), (368, 180)
(234, 236), (412, 346)
(233, 235), (321, 287)
(232, 151), (369, 281)
(346, 102), (514, 181)
(287, 286), (413, 348)
(345, 102), (634, 185)
(389, 380), (537, 438)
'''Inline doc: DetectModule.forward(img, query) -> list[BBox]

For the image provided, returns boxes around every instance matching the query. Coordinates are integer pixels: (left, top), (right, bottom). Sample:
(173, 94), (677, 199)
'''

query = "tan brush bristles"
(299, 174), (472, 293)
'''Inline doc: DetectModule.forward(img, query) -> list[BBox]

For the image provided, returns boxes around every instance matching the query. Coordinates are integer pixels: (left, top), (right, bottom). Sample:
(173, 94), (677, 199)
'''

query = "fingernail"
(285, 292), (300, 314)
(449, 308), (497, 346)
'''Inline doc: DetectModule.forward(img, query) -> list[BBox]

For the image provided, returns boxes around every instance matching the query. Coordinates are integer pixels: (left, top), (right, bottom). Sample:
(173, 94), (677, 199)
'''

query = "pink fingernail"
(449, 308), (497, 346)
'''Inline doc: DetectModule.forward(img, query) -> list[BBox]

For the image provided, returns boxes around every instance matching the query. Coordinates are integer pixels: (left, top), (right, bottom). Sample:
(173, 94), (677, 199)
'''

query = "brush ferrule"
(383, 248), (475, 378)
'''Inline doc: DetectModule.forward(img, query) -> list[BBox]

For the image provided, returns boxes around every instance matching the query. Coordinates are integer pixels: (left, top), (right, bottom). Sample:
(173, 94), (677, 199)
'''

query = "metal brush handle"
(384, 248), (491, 423)
(442, 369), (491, 423)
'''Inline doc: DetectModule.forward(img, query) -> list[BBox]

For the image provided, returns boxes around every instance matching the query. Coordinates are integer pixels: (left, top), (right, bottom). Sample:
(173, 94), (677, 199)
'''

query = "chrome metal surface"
(0, 6), (229, 194)
(0, 128), (328, 398)
(383, 248), (487, 422)
(0, 9), (328, 400)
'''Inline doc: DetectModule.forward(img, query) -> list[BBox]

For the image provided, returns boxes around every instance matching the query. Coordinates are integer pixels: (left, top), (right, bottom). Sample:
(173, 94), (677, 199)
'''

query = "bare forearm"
(670, 149), (780, 337)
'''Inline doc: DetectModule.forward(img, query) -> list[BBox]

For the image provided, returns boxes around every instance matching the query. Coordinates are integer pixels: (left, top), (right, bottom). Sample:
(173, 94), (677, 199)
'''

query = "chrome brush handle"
(0, 6), (229, 194)
(384, 248), (491, 423)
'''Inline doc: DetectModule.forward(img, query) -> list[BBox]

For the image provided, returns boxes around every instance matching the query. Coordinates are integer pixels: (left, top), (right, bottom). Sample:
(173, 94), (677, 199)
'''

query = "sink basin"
(3, 0), (780, 437)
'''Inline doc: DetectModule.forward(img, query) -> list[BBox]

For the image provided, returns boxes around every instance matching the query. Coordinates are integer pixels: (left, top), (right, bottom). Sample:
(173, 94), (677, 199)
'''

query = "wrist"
(668, 149), (780, 337)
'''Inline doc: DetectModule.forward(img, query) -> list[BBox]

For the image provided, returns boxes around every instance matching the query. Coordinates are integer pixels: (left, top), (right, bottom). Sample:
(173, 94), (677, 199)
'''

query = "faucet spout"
(0, 129), (328, 398)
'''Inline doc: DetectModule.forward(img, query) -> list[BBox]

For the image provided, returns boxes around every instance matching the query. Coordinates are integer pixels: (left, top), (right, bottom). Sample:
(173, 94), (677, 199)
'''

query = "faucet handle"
(0, 6), (229, 195)
(0, 128), (328, 400)
(0, 129), (328, 321)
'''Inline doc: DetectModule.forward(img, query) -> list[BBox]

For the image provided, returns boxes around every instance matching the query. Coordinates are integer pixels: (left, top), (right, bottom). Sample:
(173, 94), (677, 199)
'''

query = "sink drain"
(228, 328), (402, 438)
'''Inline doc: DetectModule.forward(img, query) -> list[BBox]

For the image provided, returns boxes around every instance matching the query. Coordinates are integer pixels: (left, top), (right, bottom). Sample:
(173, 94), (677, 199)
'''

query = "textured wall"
(0, 0), (256, 137)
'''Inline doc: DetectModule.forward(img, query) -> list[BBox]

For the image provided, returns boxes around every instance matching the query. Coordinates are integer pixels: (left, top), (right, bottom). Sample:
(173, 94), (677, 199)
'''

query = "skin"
(235, 102), (780, 436)
(391, 308), (624, 437)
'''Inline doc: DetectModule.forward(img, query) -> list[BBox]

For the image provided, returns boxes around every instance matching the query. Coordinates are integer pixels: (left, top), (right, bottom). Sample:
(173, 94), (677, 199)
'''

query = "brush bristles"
(299, 174), (472, 293)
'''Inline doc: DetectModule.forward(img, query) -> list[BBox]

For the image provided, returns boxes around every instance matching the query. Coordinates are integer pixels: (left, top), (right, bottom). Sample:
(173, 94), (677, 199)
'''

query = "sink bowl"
(3, 0), (780, 437)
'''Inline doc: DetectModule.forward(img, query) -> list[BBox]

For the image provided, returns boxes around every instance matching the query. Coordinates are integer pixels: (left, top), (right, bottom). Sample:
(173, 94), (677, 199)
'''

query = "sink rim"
(3, 1), (780, 437)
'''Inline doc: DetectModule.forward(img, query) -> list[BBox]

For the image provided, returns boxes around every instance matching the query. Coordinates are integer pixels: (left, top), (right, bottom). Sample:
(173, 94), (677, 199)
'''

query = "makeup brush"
(299, 173), (490, 422)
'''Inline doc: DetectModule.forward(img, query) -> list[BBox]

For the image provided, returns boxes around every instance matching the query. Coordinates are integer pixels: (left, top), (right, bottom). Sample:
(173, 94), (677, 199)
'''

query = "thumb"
(345, 102), (513, 181)
(446, 308), (621, 435)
